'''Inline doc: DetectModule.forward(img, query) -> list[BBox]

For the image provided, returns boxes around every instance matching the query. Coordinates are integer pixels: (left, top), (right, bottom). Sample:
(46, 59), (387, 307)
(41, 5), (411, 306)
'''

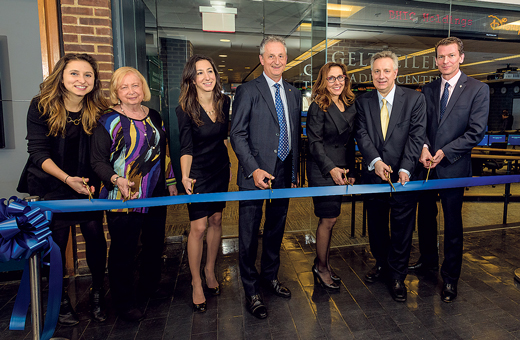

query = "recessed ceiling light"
(228, 69), (233, 71)
(245, 66), (251, 69)
(219, 65), (225, 67)
(220, 39), (230, 42)
(218, 71), (223, 73)
(219, 54), (227, 57)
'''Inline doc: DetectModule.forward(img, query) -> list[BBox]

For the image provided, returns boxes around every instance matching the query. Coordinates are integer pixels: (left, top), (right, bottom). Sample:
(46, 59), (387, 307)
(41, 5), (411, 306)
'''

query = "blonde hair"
(109, 67), (151, 105)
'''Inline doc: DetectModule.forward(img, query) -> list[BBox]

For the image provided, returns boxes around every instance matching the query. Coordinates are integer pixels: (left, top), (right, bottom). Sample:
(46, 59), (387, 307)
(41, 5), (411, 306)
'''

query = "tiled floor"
(3, 225), (520, 339)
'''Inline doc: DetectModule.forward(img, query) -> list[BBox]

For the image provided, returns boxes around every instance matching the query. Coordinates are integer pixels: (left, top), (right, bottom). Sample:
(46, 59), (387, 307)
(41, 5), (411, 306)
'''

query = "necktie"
(380, 98), (389, 140)
(440, 82), (450, 120)
(274, 83), (289, 161)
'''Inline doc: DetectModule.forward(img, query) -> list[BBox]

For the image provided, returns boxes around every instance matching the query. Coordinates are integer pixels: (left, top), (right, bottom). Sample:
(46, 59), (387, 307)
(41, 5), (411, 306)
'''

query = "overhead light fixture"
(285, 39), (342, 71)
(245, 66), (250, 69)
(220, 39), (231, 42)
(219, 65), (225, 67)
(228, 69), (233, 71)
(219, 54), (228, 57)
(200, 1), (237, 33)
(327, 4), (364, 18)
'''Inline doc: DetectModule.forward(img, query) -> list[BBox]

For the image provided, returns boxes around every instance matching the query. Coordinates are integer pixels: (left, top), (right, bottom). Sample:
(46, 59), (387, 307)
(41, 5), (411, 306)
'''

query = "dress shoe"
(441, 282), (457, 303)
(246, 294), (267, 319)
(389, 279), (407, 302)
(408, 261), (439, 271)
(118, 308), (145, 322)
(364, 265), (384, 283)
(89, 288), (107, 322)
(263, 279), (291, 298)
(58, 293), (80, 326)
(312, 263), (339, 290)
(202, 267), (220, 296)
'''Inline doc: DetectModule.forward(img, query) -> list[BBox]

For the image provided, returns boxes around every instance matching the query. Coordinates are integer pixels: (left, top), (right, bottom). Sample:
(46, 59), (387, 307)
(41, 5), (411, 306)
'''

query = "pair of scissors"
(425, 160), (433, 182)
(386, 166), (396, 192)
(343, 168), (353, 186)
(82, 177), (93, 201)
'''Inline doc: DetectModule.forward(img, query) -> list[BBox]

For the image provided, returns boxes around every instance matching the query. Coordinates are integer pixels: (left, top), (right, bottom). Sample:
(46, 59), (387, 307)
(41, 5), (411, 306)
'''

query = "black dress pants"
(418, 187), (464, 284)
(239, 156), (292, 297)
(365, 191), (418, 280)
(106, 206), (166, 310)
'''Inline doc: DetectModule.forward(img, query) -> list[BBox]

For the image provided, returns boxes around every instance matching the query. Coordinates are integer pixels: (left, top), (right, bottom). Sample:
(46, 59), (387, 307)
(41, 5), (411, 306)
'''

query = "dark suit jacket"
(307, 100), (356, 177)
(230, 75), (301, 190)
(422, 72), (489, 179)
(355, 85), (426, 184)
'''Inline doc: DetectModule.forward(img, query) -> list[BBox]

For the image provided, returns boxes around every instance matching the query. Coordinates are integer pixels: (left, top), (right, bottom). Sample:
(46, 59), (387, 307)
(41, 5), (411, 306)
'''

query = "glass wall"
(121, 0), (520, 244)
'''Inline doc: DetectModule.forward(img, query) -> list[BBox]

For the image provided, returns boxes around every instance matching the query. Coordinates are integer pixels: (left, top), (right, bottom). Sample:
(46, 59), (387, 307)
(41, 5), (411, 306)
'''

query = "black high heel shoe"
(314, 257), (341, 282)
(202, 267), (220, 296)
(312, 264), (340, 290)
(192, 285), (207, 313)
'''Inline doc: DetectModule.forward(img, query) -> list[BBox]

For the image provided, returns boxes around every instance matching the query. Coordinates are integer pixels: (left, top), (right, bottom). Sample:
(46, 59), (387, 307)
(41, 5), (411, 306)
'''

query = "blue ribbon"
(28, 175), (520, 213)
(0, 197), (62, 340)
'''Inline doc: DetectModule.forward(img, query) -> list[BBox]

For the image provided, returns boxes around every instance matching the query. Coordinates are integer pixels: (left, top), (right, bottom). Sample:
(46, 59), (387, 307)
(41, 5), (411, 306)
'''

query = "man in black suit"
(355, 51), (426, 302)
(230, 35), (301, 319)
(408, 37), (489, 303)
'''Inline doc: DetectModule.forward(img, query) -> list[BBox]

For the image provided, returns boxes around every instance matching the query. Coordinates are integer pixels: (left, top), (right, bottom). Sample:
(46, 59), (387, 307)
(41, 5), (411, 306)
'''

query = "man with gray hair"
(355, 50), (426, 302)
(230, 35), (301, 319)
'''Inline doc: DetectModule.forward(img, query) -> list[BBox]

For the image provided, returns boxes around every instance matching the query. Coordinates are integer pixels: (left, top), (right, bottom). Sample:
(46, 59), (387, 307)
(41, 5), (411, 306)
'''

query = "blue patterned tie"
(440, 82), (450, 121)
(274, 83), (289, 161)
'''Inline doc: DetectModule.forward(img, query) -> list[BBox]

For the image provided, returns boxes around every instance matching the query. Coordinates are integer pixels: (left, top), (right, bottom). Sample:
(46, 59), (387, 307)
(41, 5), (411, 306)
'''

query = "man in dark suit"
(355, 51), (426, 302)
(408, 37), (489, 303)
(230, 35), (301, 319)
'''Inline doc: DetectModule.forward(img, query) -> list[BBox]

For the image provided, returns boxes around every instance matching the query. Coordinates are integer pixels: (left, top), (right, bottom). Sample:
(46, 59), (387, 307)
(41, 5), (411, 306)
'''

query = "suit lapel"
(283, 80), (298, 129)
(439, 72), (467, 128)
(368, 91), (383, 144)
(385, 86), (404, 142)
(255, 76), (278, 122)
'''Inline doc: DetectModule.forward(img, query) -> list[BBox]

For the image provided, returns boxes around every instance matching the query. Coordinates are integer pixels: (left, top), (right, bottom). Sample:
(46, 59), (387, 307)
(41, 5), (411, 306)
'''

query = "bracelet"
(112, 175), (120, 185)
(64, 175), (70, 184)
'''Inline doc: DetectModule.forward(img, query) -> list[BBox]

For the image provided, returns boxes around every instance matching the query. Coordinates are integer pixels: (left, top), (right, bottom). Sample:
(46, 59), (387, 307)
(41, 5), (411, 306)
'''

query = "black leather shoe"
(441, 282), (457, 303)
(89, 288), (107, 322)
(119, 308), (145, 322)
(312, 264), (339, 290)
(389, 279), (407, 302)
(263, 279), (291, 298)
(408, 261), (439, 271)
(364, 265), (384, 283)
(246, 294), (267, 319)
(314, 257), (341, 282)
(58, 293), (80, 326)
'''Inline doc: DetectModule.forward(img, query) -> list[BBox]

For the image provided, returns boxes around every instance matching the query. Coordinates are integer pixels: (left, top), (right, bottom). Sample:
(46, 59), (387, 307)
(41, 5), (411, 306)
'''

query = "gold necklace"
(66, 113), (81, 125)
(198, 100), (216, 116)
(120, 105), (157, 150)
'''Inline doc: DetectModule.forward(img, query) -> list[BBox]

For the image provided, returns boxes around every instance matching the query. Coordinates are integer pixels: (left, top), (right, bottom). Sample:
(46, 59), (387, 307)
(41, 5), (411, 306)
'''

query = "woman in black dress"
(18, 53), (109, 324)
(307, 62), (356, 289)
(176, 55), (230, 312)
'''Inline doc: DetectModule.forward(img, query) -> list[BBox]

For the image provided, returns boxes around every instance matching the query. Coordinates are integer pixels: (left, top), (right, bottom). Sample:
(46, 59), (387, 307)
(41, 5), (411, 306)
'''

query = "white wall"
(0, 0), (43, 198)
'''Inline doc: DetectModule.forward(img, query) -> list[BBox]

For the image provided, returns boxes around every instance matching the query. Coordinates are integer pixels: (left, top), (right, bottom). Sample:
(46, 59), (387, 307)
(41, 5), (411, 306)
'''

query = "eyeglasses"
(326, 75), (347, 83)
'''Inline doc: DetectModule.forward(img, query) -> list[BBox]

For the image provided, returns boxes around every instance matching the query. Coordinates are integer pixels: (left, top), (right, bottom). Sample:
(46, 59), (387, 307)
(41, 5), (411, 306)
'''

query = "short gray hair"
(371, 51), (398, 70)
(259, 35), (287, 55)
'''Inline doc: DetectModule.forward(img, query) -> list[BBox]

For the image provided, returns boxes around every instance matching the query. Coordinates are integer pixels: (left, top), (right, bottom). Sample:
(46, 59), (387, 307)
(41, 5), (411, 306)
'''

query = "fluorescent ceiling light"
(285, 39), (341, 71)
(220, 39), (231, 42)
(477, 0), (520, 4)
(327, 4), (364, 18)
(219, 54), (227, 57)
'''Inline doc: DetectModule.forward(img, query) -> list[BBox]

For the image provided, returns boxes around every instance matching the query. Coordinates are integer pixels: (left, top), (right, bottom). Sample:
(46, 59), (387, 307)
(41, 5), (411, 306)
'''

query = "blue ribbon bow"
(0, 196), (62, 340)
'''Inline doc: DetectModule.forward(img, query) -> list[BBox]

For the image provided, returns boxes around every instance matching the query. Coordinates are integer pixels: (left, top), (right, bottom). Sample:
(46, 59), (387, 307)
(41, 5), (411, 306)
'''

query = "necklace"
(119, 105), (157, 150)
(66, 111), (82, 125)
(198, 100), (216, 116)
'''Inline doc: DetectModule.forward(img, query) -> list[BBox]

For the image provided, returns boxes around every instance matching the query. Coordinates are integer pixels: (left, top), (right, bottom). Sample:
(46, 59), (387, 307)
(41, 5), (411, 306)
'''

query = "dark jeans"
(106, 206), (166, 310)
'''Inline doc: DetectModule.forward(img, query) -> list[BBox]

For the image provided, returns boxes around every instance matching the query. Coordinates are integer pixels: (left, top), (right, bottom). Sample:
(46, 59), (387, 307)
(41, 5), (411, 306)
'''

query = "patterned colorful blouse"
(91, 108), (175, 213)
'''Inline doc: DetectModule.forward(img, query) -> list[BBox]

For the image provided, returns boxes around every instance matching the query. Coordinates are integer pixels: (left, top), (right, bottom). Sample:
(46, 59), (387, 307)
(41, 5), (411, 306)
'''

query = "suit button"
(276, 133), (279, 136)
(274, 149), (277, 153)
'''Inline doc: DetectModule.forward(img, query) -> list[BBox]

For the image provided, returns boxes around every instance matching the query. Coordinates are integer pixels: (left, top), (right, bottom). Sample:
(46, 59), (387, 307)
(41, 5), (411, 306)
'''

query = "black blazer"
(422, 72), (489, 179)
(355, 85), (426, 184)
(230, 75), (301, 190)
(307, 100), (356, 177)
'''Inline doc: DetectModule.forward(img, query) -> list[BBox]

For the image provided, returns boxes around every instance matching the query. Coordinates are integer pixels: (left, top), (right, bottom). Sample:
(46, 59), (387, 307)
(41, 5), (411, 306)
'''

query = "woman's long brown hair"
(312, 62), (355, 112)
(178, 55), (225, 126)
(37, 53), (109, 137)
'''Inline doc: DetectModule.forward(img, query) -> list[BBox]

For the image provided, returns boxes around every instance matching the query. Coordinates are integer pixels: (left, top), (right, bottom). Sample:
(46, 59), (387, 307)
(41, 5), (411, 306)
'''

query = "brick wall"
(59, 0), (114, 275)
(60, 0), (114, 96)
